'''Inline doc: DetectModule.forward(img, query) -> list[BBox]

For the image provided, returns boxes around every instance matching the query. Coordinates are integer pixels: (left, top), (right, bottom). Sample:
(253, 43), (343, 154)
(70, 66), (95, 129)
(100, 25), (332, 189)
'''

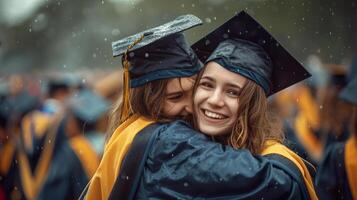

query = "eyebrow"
(200, 76), (243, 89)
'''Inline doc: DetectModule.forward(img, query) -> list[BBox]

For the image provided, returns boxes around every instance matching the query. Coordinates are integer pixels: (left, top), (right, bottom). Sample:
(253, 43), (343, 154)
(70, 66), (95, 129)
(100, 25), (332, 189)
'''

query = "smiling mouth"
(202, 109), (228, 120)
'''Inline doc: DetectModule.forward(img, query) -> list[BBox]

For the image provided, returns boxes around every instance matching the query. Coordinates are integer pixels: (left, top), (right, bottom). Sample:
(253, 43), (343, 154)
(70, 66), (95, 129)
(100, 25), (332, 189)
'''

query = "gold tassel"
(120, 34), (145, 123)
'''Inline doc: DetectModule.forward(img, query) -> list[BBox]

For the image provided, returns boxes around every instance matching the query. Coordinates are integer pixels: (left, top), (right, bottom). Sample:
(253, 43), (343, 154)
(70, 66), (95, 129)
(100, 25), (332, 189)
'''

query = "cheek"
(193, 88), (206, 106)
(227, 99), (240, 116)
(162, 102), (180, 116)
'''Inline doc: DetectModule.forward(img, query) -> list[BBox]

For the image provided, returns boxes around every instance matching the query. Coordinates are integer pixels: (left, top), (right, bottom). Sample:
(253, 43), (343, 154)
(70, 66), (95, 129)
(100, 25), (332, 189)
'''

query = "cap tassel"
(120, 34), (145, 123)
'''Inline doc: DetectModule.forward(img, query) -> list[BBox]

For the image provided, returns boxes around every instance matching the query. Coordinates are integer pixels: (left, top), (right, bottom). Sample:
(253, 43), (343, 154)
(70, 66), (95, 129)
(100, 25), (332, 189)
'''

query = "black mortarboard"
(111, 14), (203, 123)
(340, 59), (357, 105)
(67, 89), (110, 124)
(112, 14), (203, 87)
(46, 73), (83, 96)
(192, 11), (311, 96)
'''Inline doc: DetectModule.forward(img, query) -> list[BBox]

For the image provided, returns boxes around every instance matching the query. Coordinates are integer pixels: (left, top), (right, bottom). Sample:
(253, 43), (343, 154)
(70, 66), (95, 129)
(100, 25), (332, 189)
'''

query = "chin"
(199, 125), (225, 137)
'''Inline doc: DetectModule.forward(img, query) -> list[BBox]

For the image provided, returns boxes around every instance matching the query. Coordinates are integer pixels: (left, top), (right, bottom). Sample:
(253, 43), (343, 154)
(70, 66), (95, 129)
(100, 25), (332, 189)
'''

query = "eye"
(226, 89), (240, 98)
(199, 81), (213, 89)
(166, 92), (183, 101)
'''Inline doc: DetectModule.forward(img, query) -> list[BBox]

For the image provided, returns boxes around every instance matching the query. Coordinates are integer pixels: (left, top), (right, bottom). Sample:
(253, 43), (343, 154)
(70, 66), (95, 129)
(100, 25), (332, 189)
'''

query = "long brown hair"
(106, 79), (170, 140)
(193, 66), (283, 154)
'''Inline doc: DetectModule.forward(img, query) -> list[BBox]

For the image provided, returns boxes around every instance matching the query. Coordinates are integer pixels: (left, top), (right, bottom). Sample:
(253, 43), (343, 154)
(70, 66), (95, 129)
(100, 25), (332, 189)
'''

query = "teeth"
(204, 110), (225, 119)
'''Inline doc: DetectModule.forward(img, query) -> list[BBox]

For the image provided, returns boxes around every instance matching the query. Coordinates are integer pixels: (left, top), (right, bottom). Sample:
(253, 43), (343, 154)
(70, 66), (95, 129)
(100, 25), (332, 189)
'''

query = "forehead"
(203, 62), (247, 87)
(166, 77), (195, 93)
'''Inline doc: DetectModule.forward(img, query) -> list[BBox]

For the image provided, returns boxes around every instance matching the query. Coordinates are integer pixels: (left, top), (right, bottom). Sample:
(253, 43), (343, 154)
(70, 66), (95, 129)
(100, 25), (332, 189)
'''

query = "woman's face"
(194, 62), (247, 136)
(162, 76), (196, 118)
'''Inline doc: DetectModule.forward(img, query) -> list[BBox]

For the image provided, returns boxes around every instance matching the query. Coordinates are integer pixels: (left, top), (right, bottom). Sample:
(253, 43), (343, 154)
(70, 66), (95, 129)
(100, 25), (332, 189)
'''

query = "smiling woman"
(191, 11), (318, 199)
(194, 62), (245, 137)
(163, 76), (196, 118)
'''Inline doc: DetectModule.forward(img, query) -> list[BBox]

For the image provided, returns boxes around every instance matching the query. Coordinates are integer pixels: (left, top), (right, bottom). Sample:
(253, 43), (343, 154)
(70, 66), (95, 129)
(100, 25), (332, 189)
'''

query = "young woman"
(190, 10), (317, 199)
(83, 14), (203, 200)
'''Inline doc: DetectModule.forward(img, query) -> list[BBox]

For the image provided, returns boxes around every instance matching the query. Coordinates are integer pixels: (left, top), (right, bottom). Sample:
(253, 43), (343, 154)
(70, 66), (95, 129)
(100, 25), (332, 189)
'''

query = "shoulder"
(156, 120), (207, 141)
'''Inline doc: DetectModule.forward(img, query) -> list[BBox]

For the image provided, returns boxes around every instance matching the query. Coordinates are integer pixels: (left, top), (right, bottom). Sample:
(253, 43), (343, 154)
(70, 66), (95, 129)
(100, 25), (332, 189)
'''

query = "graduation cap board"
(112, 14), (202, 57)
(111, 14), (203, 123)
(192, 11), (311, 96)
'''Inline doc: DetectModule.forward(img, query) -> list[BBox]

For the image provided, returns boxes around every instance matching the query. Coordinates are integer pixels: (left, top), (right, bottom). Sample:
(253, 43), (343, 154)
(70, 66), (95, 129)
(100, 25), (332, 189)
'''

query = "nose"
(207, 89), (224, 107)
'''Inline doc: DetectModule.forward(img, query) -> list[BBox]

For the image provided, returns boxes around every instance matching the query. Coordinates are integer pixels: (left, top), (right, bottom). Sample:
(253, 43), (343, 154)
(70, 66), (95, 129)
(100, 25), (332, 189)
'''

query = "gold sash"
(17, 113), (62, 200)
(0, 141), (15, 175)
(85, 115), (154, 200)
(69, 135), (100, 177)
(345, 137), (357, 200)
(262, 140), (318, 200)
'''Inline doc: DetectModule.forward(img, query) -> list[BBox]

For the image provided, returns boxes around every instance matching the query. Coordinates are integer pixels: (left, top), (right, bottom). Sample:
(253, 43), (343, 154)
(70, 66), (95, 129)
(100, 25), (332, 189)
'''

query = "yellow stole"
(17, 112), (62, 200)
(294, 86), (322, 161)
(68, 135), (100, 178)
(345, 136), (357, 200)
(85, 115), (154, 200)
(261, 140), (318, 200)
(0, 141), (15, 175)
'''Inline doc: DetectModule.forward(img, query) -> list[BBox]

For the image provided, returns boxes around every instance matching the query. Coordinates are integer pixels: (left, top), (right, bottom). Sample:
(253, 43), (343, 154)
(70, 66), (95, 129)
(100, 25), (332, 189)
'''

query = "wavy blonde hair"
(193, 67), (283, 154)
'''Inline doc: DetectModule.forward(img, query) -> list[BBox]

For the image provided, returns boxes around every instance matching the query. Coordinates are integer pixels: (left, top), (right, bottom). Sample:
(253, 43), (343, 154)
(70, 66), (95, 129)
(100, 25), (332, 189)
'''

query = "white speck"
(191, 3), (195, 7)
(112, 29), (120, 36)
(93, 53), (97, 58)
(63, 64), (67, 68)
(29, 28), (32, 32)
(319, 105), (323, 109)
(145, 53), (149, 58)
(184, 182), (188, 187)
(205, 18), (211, 23)
(104, 38), (107, 42)
(101, 0), (104, 4)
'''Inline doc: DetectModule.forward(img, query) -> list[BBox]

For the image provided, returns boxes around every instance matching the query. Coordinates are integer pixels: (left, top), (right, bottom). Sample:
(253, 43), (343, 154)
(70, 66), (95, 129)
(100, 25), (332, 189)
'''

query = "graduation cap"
(46, 73), (83, 96)
(111, 14), (203, 122)
(67, 89), (110, 124)
(340, 60), (357, 105)
(323, 64), (347, 87)
(192, 11), (311, 96)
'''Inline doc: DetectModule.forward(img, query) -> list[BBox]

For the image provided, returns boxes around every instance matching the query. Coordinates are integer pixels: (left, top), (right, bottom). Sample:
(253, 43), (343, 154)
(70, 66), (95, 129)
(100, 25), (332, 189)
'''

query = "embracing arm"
(140, 121), (307, 199)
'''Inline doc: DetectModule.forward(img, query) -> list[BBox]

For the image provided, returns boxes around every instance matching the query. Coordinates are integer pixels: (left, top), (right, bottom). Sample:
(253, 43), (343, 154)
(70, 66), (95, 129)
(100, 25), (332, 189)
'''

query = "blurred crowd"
(0, 69), (121, 199)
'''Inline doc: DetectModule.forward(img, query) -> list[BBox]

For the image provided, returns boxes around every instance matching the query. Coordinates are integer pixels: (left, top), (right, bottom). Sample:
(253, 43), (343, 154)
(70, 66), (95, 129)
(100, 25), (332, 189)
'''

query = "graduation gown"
(84, 115), (317, 200)
(0, 112), (99, 200)
(315, 137), (357, 200)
